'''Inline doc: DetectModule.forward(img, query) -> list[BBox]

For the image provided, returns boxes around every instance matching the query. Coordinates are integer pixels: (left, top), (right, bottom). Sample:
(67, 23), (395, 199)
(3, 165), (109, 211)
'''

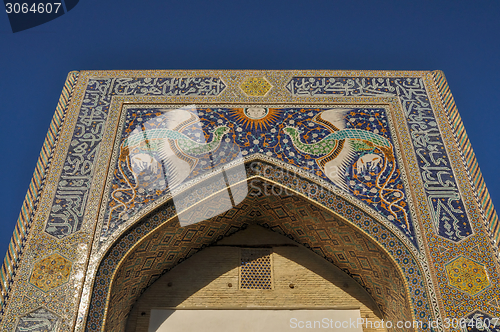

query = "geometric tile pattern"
(30, 253), (72, 292)
(240, 77), (272, 96)
(14, 308), (60, 332)
(240, 249), (272, 289)
(87, 178), (416, 332)
(29, 252), (72, 293)
(445, 256), (490, 296)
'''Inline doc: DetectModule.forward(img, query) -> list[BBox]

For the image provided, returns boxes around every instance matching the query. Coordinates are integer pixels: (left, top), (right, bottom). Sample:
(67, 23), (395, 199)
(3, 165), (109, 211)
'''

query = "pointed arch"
(84, 158), (433, 332)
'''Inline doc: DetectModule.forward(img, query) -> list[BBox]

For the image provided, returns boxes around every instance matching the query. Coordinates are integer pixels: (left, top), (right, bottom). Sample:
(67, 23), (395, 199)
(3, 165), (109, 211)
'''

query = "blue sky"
(0, 0), (499, 259)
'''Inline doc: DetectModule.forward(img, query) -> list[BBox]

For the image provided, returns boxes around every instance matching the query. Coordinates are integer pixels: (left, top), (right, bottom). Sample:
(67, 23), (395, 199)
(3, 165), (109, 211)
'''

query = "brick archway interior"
(126, 224), (388, 332)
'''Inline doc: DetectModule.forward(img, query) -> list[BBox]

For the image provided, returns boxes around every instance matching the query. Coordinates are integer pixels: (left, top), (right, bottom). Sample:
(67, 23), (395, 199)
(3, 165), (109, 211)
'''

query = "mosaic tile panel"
(102, 105), (417, 246)
(14, 308), (60, 332)
(87, 178), (420, 332)
(432, 71), (499, 244)
(45, 77), (226, 239)
(286, 76), (473, 242)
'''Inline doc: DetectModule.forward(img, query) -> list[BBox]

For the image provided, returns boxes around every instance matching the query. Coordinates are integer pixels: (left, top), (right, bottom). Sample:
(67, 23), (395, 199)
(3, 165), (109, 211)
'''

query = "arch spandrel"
(98, 105), (420, 250)
(95, 155), (421, 263)
(84, 175), (433, 332)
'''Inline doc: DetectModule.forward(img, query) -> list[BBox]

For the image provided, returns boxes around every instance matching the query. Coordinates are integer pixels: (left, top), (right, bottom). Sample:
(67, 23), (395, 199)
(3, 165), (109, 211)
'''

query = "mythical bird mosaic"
(104, 105), (415, 244)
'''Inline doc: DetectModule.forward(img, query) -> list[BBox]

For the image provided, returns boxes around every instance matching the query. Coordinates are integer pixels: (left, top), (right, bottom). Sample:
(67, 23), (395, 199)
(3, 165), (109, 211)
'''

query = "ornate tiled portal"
(0, 70), (499, 332)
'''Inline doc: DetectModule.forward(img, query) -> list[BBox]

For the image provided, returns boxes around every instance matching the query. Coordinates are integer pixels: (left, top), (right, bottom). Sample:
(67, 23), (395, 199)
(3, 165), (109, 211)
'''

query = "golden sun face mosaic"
(229, 107), (282, 130)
